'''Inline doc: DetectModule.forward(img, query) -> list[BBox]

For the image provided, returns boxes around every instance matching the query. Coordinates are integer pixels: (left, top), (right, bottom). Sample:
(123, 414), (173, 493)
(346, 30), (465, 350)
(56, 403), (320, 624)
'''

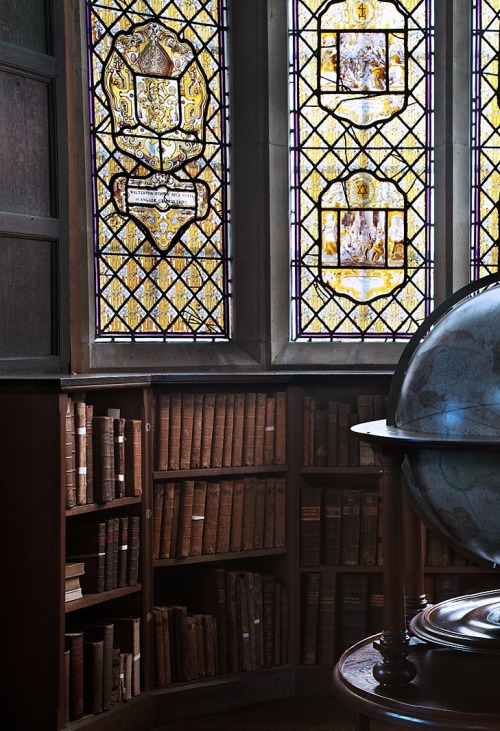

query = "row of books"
(302, 572), (383, 666)
(153, 569), (288, 686)
(300, 486), (382, 567)
(64, 617), (140, 721)
(154, 391), (287, 471)
(153, 477), (286, 559)
(302, 393), (387, 467)
(425, 528), (476, 567)
(66, 516), (140, 594)
(65, 397), (143, 508)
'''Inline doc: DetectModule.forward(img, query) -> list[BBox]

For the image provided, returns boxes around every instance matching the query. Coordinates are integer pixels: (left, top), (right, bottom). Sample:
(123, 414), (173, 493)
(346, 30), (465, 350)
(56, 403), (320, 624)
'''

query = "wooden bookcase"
(2, 371), (499, 731)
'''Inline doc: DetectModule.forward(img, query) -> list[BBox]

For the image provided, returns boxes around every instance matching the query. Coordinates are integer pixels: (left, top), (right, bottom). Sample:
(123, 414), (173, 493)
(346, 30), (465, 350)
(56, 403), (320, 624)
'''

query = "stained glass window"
(472, 0), (500, 279)
(289, 0), (434, 341)
(86, 0), (230, 340)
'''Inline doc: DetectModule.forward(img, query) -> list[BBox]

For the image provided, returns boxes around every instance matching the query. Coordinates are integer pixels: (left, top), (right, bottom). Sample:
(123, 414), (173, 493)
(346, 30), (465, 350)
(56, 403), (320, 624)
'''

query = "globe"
(393, 278), (500, 568)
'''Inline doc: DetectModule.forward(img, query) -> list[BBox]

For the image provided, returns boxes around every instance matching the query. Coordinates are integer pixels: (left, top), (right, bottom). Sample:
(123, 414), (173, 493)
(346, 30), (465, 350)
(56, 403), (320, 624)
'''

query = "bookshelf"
(2, 372), (500, 730)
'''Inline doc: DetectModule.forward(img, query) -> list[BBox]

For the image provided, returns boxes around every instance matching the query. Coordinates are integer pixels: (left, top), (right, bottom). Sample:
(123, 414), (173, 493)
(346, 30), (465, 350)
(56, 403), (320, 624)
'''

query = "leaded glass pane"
(87, 0), (230, 340)
(472, 0), (500, 279)
(290, 0), (434, 341)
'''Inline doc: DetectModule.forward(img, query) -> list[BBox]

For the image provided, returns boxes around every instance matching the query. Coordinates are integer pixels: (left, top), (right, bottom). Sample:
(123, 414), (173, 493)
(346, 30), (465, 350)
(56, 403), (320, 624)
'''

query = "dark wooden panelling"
(0, 0), (48, 54)
(0, 70), (51, 216)
(0, 237), (54, 356)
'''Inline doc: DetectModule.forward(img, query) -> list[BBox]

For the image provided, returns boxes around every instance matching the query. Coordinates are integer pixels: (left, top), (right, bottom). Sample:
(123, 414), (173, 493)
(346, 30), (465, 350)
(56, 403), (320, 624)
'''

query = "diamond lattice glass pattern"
(290, 0), (433, 340)
(87, 0), (230, 340)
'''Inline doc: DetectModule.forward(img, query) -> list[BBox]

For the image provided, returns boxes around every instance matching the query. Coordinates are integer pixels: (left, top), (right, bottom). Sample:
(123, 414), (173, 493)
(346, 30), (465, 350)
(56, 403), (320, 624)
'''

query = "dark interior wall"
(0, 0), (69, 373)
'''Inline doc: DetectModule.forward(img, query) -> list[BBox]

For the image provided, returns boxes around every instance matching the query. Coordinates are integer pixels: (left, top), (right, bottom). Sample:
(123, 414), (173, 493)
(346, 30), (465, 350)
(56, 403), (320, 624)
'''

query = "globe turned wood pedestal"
(332, 420), (500, 731)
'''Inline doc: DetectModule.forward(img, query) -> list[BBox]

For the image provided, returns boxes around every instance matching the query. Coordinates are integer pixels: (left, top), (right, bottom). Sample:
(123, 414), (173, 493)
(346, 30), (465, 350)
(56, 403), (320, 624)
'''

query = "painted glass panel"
(290, 0), (433, 340)
(87, 0), (230, 340)
(472, 0), (500, 279)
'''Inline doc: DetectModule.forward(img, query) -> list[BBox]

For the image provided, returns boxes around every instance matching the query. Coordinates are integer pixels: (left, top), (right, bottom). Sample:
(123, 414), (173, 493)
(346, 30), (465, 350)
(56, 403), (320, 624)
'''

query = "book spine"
(322, 486), (341, 565)
(274, 391), (287, 465)
(317, 571), (335, 666)
(190, 480), (207, 557)
(222, 392), (235, 467)
(65, 398), (76, 508)
(300, 486), (322, 566)
(190, 393), (204, 469)
(155, 393), (170, 471)
(113, 416), (126, 498)
(242, 392), (256, 466)
(216, 479), (233, 553)
(200, 393), (216, 468)
(180, 393), (194, 471)
(254, 392), (267, 466)
(340, 487), (361, 566)
(85, 404), (94, 504)
(229, 478), (244, 552)
(74, 400), (87, 505)
(301, 573), (320, 665)
(168, 393), (182, 470)
(202, 481), (220, 555)
(211, 393), (227, 468)
(159, 482), (175, 559)
(125, 419), (142, 496)
(263, 395), (276, 465)
(93, 415), (115, 503)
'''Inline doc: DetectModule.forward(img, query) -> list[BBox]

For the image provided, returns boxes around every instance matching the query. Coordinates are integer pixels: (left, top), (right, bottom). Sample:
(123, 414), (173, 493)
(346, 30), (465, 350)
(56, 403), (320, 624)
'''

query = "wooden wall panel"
(0, 237), (53, 356)
(0, 0), (48, 54)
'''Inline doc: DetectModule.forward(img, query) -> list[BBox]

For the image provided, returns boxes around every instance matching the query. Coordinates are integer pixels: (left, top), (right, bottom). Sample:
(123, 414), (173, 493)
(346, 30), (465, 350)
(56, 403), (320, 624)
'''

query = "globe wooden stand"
(332, 419), (500, 730)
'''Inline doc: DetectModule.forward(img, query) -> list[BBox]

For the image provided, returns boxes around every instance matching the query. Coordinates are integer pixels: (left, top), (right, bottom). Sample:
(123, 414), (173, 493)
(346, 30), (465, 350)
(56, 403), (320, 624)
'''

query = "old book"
(317, 571), (335, 666)
(225, 570), (239, 672)
(242, 392), (257, 466)
(337, 403), (351, 467)
(170, 482), (181, 558)
(177, 480), (194, 558)
(229, 478), (244, 552)
(65, 561), (85, 579)
(301, 395), (310, 466)
(211, 392), (227, 468)
(349, 412), (359, 467)
(253, 478), (266, 550)
(93, 415), (115, 502)
(202, 568), (229, 675)
(153, 607), (166, 686)
(300, 486), (322, 566)
(190, 392), (204, 468)
(242, 477), (257, 551)
(85, 403), (94, 503)
(231, 393), (245, 467)
(262, 573), (275, 668)
(322, 486), (341, 565)
(171, 605), (191, 681)
(159, 481), (175, 559)
(127, 516), (140, 586)
(74, 400), (87, 505)
(118, 515), (129, 588)
(359, 490), (379, 565)
(222, 392), (235, 467)
(112, 515), (120, 589)
(274, 477), (286, 548)
(356, 393), (375, 465)
(111, 648), (121, 705)
(153, 483), (164, 560)
(168, 393), (182, 470)
(179, 392), (194, 470)
(65, 398), (76, 508)
(308, 397), (316, 465)
(112, 415), (126, 498)
(254, 392), (267, 466)
(274, 391), (287, 465)
(83, 639), (104, 714)
(263, 477), (276, 549)
(111, 617), (141, 696)
(65, 586), (83, 602)
(187, 615), (200, 679)
(368, 572), (384, 637)
(104, 517), (115, 591)
(121, 652), (133, 701)
(65, 631), (84, 720)
(200, 392), (216, 468)
(302, 572), (320, 665)
(81, 622), (114, 711)
(125, 419), (142, 496)
(238, 572), (252, 671)
(326, 399), (338, 467)
(203, 614), (216, 677)
(192, 613), (206, 678)
(202, 481), (220, 554)
(66, 520), (106, 593)
(340, 487), (361, 566)
(190, 480), (207, 557)
(337, 573), (369, 655)
(313, 405), (328, 466)
(264, 394), (276, 465)
(155, 393), (170, 471)
(216, 479), (233, 553)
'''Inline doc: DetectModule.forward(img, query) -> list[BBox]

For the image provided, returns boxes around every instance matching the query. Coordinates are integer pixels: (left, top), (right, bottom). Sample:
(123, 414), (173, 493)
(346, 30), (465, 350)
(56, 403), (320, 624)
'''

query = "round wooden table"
(333, 634), (500, 730)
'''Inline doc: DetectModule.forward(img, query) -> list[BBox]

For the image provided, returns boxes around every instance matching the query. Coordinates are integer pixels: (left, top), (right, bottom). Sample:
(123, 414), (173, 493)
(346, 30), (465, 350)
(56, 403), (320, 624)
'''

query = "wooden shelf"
(65, 584), (142, 613)
(154, 547), (287, 567)
(66, 496), (142, 517)
(153, 465), (287, 480)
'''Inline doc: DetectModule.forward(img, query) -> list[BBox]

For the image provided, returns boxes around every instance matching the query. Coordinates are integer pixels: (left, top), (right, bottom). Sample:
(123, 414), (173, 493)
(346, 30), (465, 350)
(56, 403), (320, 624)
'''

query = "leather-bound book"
(190, 392), (204, 468)
(368, 572), (384, 636)
(81, 622), (114, 711)
(65, 631), (84, 720)
(222, 392), (235, 467)
(229, 478), (244, 552)
(74, 400), (87, 505)
(274, 477), (286, 548)
(65, 398), (76, 508)
(262, 573), (275, 667)
(66, 520), (106, 593)
(93, 415), (115, 502)
(159, 481), (175, 559)
(170, 482), (181, 559)
(111, 648), (120, 705)
(238, 572), (252, 671)
(317, 571), (335, 666)
(337, 402), (351, 467)
(186, 615), (199, 680)
(225, 569), (239, 672)
(302, 572), (320, 665)
(241, 477), (257, 551)
(359, 490), (379, 565)
(340, 487), (361, 565)
(153, 483), (164, 560)
(242, 392), (256, 466)
(168, 393), (182, 470)
(211, 392), (227, 468)
(200, 393), (216, 468)
(274, 391), (287, 465)
(203, 614), (216, 676)
(127, 516), (140, 586)
(326, 399), (338, 467)
(201, 568), (229, 675)
(300, 486), (322, 566)
(313, 405), (327, 466)
(85, 403), (94, 503)
(125, 419), (142, 496)
(337, 572), (369, 655)
(83, 639), (104, 714)
(113, 415), (126, 498)
(155, 393), (170, 471)
(253, 478), (266, 550)
(152, 606), (167, 686)
(301, 395), (310, 466)
(231, 393), (245, 467)
(121, 652), (133, 701)
(105, 517), (116, 591)
(111, 617), (141, 696)
(356, 393), (375, 465)
(322, 486), (341, 565)
(190, 480), (207, 557)
(179, 392), (194, 470)
(264, 395), (276, 465)
(202, 481), (220, 554)
(263, 477), (276, 549)
(254, 392), (267, 466)
(216, 479), (233, 554)
(192, 613), (206, 678)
